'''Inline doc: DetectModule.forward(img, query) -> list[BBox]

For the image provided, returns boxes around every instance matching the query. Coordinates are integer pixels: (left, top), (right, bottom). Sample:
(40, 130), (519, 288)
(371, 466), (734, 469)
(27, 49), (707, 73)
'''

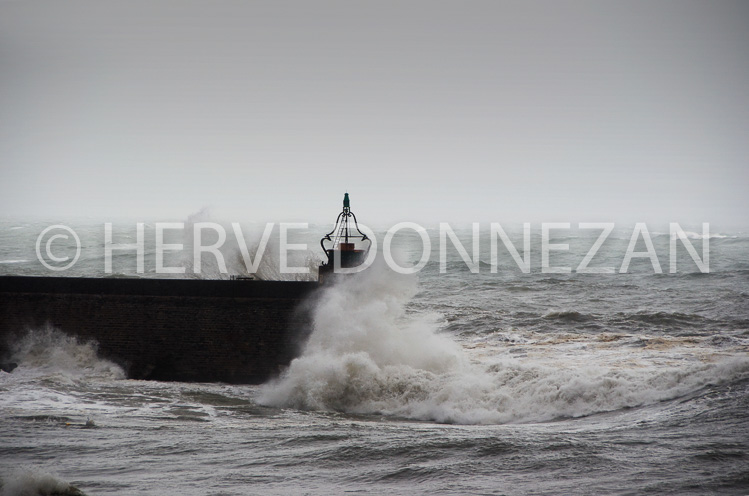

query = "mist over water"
(178, 214), (320, 281)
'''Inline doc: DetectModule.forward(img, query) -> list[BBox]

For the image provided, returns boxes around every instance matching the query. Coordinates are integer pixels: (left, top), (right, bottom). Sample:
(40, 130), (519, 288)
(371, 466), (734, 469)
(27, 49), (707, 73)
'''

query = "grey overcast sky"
(1, 0), (747, 226)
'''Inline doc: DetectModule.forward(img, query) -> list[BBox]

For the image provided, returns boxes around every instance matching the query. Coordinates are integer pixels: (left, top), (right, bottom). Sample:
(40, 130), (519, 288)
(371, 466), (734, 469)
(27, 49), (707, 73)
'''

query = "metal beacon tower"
(319, 193), (371, 283)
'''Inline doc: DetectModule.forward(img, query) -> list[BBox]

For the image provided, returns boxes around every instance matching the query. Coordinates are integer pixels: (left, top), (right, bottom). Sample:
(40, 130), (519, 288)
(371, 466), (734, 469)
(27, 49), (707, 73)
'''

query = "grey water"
(1, 220), (748, 495)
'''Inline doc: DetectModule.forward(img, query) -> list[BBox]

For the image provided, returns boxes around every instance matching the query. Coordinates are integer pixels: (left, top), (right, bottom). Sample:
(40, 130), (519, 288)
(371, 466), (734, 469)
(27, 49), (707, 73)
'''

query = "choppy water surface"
(1, 221), (748, 495)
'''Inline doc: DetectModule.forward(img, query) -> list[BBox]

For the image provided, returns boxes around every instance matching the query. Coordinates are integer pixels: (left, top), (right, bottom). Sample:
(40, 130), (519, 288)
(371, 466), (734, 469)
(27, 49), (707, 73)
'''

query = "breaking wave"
(4, 327), (125, 381)
(259, 261), (749, 424)
(0, 469), (85, 496)
(671, 231), (731, 240)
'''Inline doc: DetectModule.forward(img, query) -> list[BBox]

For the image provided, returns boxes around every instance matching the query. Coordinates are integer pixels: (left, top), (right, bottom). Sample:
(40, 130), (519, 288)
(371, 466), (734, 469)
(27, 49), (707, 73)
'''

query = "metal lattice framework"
(320, 193), (370, 257)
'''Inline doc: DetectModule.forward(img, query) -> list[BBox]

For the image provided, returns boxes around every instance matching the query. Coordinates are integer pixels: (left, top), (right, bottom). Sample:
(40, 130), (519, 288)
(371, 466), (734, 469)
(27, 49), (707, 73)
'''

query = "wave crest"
(258, 262), (749, 424)
(5, 327), (125, 381)
(0, 469), (85, 496)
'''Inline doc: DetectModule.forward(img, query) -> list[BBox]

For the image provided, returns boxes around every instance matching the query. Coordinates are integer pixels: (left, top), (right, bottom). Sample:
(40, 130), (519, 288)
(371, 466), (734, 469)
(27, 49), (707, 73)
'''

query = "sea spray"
(6, 326), (125, 381)
(258, 259), (468, 413)
(179, 211), (319, 280)
(0, 469), (85, 496)
(259, 261), (749, 424)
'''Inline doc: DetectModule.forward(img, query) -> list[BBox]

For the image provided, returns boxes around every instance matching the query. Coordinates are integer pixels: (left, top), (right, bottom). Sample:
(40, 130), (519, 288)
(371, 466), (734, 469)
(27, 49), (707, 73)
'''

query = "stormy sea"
(1, 220), (748, 495)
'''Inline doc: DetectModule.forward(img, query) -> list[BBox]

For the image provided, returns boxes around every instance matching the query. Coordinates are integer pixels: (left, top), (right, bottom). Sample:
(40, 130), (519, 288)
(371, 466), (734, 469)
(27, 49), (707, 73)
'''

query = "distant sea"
(1, 220), (748, 495)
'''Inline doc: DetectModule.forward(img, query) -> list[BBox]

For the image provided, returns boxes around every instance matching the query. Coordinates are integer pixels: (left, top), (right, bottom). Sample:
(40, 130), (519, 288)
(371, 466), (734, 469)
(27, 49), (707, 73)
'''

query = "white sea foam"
(0, 468), (82, 496)
(6, 327), (125, 382)
(672, 231), (730, 240)
(259, 260), (749, 424)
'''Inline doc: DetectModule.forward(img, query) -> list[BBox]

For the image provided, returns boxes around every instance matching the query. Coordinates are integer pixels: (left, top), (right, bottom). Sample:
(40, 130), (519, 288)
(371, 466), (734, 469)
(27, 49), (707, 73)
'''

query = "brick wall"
(0, 276), (319, 383)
